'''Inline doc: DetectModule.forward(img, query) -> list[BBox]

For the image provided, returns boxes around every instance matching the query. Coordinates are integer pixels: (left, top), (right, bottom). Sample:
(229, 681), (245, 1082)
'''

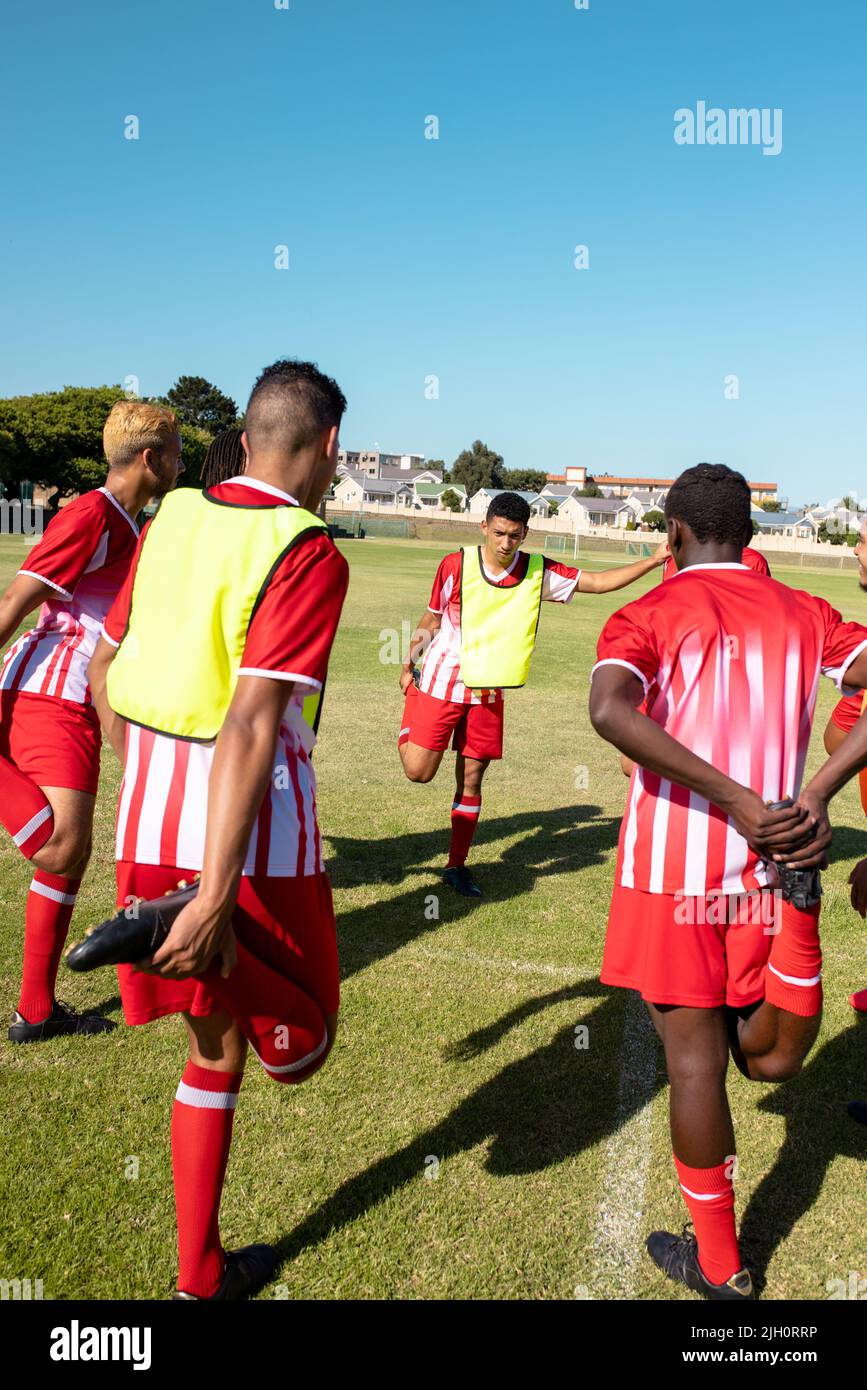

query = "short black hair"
(202, 427), (246, 488)
(665, 463), (752, 547)
(486, 491), (530, 527)
(245, 359), (347, 456)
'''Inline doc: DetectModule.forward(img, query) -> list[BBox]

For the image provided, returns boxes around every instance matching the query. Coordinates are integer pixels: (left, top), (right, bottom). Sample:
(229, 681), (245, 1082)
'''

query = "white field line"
(589, 992), (658, 1299)
(364, 939), (596, 981)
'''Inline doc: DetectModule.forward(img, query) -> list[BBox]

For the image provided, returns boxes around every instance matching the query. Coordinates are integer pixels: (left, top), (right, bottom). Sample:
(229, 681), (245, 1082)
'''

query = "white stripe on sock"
(679, 1183), (728, 1201)
(252, 1029), (329, 1075)
(767, 961), (822, 987)
(451, 802), (481, 815)
(175, 1081), (239, 1110)
(13, 804), (52, 848)
(30, 879), (77, 906)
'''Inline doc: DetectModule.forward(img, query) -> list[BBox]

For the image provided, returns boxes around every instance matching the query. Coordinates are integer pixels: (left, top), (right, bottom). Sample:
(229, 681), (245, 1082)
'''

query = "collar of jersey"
(481, 549), (522, 582)
(670, 562), (750, 576)
(218, 476), (300, 506)
(98, 485), (141, 537)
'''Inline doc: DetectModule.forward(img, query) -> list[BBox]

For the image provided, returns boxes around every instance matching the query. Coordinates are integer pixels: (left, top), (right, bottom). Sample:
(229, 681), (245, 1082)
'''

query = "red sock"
(0, 755), (54, 858)
(200, 937), (328, 1084)
(172, 1062), (243, 1298)
(448, 793), (481, 868)
(673, 1155), (741, 1285)
(17, 872), (81, 1023)
(765, 898), (823, 1016)
(398, 683), (417, 749)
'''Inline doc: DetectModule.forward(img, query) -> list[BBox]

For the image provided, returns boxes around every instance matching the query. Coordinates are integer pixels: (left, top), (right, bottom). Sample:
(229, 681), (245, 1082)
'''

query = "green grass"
(1, 535), (867, 1300)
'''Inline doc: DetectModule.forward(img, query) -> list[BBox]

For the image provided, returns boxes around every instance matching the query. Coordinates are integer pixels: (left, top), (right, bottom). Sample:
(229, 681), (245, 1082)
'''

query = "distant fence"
(324, 503), (861, 573)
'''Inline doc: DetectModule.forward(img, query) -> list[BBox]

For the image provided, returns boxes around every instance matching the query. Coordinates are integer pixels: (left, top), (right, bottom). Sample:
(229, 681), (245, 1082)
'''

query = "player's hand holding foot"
(725, 787), (818, 861)
(144, 894), (237, 981)
(772, 788), (831, 869)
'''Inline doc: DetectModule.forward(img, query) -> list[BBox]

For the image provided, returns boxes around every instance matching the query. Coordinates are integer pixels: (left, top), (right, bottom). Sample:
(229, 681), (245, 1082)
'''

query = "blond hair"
(103, 401), (178, 469)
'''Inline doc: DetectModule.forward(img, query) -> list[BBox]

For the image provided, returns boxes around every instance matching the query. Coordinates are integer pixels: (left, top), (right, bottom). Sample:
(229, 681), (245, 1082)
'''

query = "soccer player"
(399, 491), (668, 896)
(821, 514), (867, 1013)
(2, 401), (182, 1043)
(589, 463), (867, 1301)
(80, 360), (349, 1301)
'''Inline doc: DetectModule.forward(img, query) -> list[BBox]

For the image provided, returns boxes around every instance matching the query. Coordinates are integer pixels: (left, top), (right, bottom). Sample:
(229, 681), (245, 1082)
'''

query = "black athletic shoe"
(646, 1229), (755, 1301)
(443, 865), (482, 898)
(171, 1244), (278, 1301)
(847, 1100), (867, 1126)
(65, 879), (199, 972)
(7, 999), (115, 1044)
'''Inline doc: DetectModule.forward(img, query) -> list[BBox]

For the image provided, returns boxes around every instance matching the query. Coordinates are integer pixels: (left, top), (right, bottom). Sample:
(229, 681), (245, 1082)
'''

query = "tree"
(426, 459), (447, 476)
(450, 440), (504, 499)
(760, 499), (784, 512)
(547, 501), (559, 516)
(643, 508), (667, 532)
(440, 488), (464, 513)
(577, 482), (602, 498)
(501, 468), (547, 494)
(0, 384), (126, 497)
(166, 376), (238, 434)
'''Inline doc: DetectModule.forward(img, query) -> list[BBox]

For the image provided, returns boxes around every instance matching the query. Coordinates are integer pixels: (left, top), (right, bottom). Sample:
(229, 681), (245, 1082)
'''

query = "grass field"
(2, 532), (867, 1302)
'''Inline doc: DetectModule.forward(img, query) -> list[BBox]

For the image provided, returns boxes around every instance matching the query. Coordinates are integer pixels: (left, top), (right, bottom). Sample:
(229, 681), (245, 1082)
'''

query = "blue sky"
(1, 0), (865, 505)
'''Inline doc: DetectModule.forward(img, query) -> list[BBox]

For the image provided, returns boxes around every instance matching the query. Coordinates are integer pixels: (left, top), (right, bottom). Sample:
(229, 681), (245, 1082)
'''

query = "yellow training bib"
(107, 488), (328, 742)
(458, 546), (544, 689)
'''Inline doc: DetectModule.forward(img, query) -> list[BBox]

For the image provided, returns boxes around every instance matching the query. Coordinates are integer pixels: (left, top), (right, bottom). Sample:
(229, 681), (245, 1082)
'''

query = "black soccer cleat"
(847, 1100), (867, 1126)
(646, 1229), (755, 1301)
(65, 879), (199, 972)
(7, 1000), (115, 1044)
(443, 865), (482, 898)
(171, 1244), (278, 1301)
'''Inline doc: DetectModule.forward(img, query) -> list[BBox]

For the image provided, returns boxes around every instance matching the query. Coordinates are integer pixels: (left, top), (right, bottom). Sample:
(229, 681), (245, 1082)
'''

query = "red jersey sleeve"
(428, 554), (460, 614)
(101, 519), (153, 646)
(239, 533), (349, 691)
(818, 600), (867, 692)
(744, 548), (771, 577)
(19, 492), (109, 599)
(593, 601), (659, 694)
(542, 557), (581, 602)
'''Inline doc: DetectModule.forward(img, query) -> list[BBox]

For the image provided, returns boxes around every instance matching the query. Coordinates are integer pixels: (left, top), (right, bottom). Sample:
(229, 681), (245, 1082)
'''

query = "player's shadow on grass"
(274, 983), (666, 1269)
(737, 1016), (867, 1297)
(329, 803), (621, 982)
(824, 824), (867, 867)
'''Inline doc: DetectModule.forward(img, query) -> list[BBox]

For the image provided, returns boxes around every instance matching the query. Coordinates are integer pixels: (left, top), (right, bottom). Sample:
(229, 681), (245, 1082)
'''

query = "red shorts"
(0, 690), (101, 795)
(831, 690), (864, 733)
(115, 863), (339, 1027)
(601, 882), (777, 1009)
(400, 686), (504, 761)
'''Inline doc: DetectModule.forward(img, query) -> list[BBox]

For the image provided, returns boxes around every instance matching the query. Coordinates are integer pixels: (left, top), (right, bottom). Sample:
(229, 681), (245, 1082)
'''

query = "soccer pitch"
(2, 533), (867, 1302)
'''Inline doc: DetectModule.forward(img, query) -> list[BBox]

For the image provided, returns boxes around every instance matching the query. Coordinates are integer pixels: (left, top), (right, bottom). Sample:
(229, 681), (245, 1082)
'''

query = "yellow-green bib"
(107, 488), (328, 742)
(459, 546), (544, 689)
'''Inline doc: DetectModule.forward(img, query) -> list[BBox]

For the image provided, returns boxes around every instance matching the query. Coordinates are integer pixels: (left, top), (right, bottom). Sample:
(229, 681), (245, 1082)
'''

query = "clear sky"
(2, 0), (865, 505)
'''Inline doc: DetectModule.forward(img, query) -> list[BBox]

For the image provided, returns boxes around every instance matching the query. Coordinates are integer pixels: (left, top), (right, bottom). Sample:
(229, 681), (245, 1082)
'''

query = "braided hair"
(202, 428), (247, 488)
(665, 463), (752, 547)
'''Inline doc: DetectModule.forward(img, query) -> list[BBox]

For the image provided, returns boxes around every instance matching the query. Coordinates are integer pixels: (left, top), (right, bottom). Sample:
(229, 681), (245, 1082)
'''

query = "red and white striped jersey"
(0, 488), (139, 705)
(662, 546), (770, 582)
(593, 563), (867, 895)
(104, 476), (348, 877)
(421, 549), (581, 705)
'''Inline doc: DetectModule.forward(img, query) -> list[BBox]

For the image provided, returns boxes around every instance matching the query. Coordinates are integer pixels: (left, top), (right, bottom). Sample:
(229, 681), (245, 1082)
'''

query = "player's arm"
(577, 541), (668, 595)
(146, 674), (290, 980)
(0, 573), (65, 650)
(400, 609), (441, 693)
(792, 647), (867, 871)
(87, 636), (127, 761)
(589, 663), (818, 858)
